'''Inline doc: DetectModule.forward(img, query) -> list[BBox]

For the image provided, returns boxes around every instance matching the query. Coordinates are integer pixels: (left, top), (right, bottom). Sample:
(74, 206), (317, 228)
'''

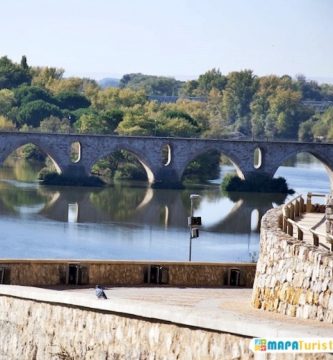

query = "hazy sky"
(1, 0), (332, 81)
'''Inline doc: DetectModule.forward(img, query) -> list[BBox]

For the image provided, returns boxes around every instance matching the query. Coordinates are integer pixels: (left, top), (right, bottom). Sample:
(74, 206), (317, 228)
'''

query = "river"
(0, 154), (330, 262)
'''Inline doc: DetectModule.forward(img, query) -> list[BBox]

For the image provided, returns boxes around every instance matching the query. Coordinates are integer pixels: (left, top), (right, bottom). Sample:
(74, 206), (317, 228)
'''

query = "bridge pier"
(242, 171), (273, 181)
(61, 164), (91, 178)
(151, 167), (184, 189)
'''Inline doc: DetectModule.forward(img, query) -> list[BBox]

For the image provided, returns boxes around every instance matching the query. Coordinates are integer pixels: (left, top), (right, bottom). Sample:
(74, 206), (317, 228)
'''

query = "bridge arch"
(89, 146), (155, 184)
(272, 150), (333, 189)
(180, 147), (245, 183)
(0, 141), (63, 175)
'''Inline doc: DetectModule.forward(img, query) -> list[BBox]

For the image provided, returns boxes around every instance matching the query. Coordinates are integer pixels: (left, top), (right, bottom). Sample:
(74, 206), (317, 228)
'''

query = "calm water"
(0, 156), (330, 262)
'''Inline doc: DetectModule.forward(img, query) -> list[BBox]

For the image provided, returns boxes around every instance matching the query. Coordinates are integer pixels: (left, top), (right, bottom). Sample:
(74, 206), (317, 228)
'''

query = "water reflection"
(0, 181), (287, 235)
(0, 154), (330, 262)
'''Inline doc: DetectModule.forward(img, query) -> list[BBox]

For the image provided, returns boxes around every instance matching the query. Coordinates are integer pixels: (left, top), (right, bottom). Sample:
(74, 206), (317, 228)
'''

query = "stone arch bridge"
(1, 132), (333, 188)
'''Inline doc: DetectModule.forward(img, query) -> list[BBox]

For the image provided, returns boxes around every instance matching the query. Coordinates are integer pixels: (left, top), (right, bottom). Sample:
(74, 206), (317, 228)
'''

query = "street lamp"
(188, 194), (201, 261)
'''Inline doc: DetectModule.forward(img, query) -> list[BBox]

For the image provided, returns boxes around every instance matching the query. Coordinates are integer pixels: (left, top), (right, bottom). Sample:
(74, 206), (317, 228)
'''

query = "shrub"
(221, 173), (294, 194)
(41, 172), (105, 187)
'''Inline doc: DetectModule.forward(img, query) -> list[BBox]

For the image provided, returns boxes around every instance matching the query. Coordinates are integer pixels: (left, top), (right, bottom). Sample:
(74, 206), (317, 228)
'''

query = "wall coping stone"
(0, 259), (256, 266)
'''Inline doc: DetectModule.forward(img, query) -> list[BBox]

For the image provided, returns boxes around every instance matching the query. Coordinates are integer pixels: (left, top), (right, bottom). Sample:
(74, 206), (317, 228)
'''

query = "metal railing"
(281, 192), (333, 252)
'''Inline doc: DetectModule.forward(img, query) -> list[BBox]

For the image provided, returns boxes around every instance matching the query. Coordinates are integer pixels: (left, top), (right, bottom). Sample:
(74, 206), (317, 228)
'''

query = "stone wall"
(0, 260), (256, 288)
(1, 293), (331, 360)
(0, 295), (252, 360)
(252, 207), (333, 323)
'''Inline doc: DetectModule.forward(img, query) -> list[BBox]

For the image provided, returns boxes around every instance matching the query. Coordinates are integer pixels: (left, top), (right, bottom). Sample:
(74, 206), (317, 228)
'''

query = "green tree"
(20, 55), (29, 70)
(312, 108), (333, 140)
(39, 116), (71, 133)
(298, 118), (315, 141)
(31, 66), (64, 88)
(116, 110), (157, 136)
(14, 85), (55, 106)
(222, 70), (258, 134)
(268, 88), (310, 138)
(92, 88), (147, 111)
(320, 83), (333, 101)
(251, 75), (313, 139)
(55, 91), (91, 110)
(295, 74), (322, 100)
(75, 112), (120, 134)
(180, 69), (226, 97)
(251, 76), (284, 138)
(197, 68), (226, 94)
(0, 56), (31, 89)
(0, 89), (15, 116)
(119, 73), (182, 95)
(100, 109), (124, 132)
(179, 80), (199, 97)
(17, 100), (63, 127)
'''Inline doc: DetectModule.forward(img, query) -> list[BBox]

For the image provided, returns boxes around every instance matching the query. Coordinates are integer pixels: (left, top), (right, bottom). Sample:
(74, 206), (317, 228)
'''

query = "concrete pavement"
(1, 285), (332, 339)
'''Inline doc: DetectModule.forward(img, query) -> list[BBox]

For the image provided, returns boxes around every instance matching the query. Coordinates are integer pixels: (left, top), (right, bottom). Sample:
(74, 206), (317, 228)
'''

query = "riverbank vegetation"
(0, 55), (332, 185)
(40, 172), (105, 187)
(221, 174), (295, 194)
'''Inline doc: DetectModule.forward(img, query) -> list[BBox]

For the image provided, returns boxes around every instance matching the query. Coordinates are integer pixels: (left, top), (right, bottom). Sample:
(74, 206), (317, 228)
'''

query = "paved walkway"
(51, 286), (333, 337)
(1, 285), (332, 338)
(293, 212), (332, 249)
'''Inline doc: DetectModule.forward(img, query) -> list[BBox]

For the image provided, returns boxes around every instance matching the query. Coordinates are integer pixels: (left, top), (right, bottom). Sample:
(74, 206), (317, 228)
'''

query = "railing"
(281, 192), (333, 252)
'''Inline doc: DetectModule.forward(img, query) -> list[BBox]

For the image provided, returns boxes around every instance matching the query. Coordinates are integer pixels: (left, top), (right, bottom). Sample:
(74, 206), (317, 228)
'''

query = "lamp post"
(188, 194), (201, 261)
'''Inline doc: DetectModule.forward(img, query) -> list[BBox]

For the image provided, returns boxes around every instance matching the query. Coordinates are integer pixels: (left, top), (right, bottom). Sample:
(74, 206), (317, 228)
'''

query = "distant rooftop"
(302, 100), (333, 113)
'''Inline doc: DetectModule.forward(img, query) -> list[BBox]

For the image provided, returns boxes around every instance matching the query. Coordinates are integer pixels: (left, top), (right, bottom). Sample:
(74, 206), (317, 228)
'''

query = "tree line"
(0, 56), (332, 141)
(1, 55), (333, 183)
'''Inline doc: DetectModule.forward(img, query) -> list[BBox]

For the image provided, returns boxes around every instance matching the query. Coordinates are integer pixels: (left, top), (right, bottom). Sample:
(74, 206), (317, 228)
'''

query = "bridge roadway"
(1, 131), (333, 188)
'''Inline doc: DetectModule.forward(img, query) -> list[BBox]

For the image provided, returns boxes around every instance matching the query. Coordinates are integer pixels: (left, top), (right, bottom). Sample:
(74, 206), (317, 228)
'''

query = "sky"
(1, 0), (333, 82)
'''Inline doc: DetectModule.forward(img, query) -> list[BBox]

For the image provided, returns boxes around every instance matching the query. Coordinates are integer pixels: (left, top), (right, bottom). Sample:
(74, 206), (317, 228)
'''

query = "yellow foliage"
(0, 116), (16, 130)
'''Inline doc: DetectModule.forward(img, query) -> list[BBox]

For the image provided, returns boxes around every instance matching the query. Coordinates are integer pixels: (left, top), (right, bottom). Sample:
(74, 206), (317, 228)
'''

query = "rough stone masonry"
(252, 207), (333, 323)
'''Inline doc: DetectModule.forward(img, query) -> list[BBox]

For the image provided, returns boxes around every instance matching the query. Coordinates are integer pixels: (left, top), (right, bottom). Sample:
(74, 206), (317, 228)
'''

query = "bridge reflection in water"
(0, 182), (286, 233)
(0, 179), (290, 262)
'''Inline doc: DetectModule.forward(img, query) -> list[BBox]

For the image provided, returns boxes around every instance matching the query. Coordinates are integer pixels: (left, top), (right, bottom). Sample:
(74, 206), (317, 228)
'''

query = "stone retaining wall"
(0, 260), (256, 288)
(0, 292), (330, 360)
(252, 207), (333, 323)
(0, 294), (252, 360)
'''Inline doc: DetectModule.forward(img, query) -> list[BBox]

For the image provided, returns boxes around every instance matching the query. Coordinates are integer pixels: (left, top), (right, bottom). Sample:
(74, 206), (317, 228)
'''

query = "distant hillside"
(98, 78), (120, 89)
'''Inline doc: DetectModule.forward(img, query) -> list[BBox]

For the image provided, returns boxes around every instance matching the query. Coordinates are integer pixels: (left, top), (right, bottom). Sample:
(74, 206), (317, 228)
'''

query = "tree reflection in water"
(0, 180), (286, 236)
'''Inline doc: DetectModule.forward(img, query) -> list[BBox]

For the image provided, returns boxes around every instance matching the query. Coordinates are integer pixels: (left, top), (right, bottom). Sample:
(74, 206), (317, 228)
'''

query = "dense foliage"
(1, 55), (333, 183)
(221, 174), (294, 194)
